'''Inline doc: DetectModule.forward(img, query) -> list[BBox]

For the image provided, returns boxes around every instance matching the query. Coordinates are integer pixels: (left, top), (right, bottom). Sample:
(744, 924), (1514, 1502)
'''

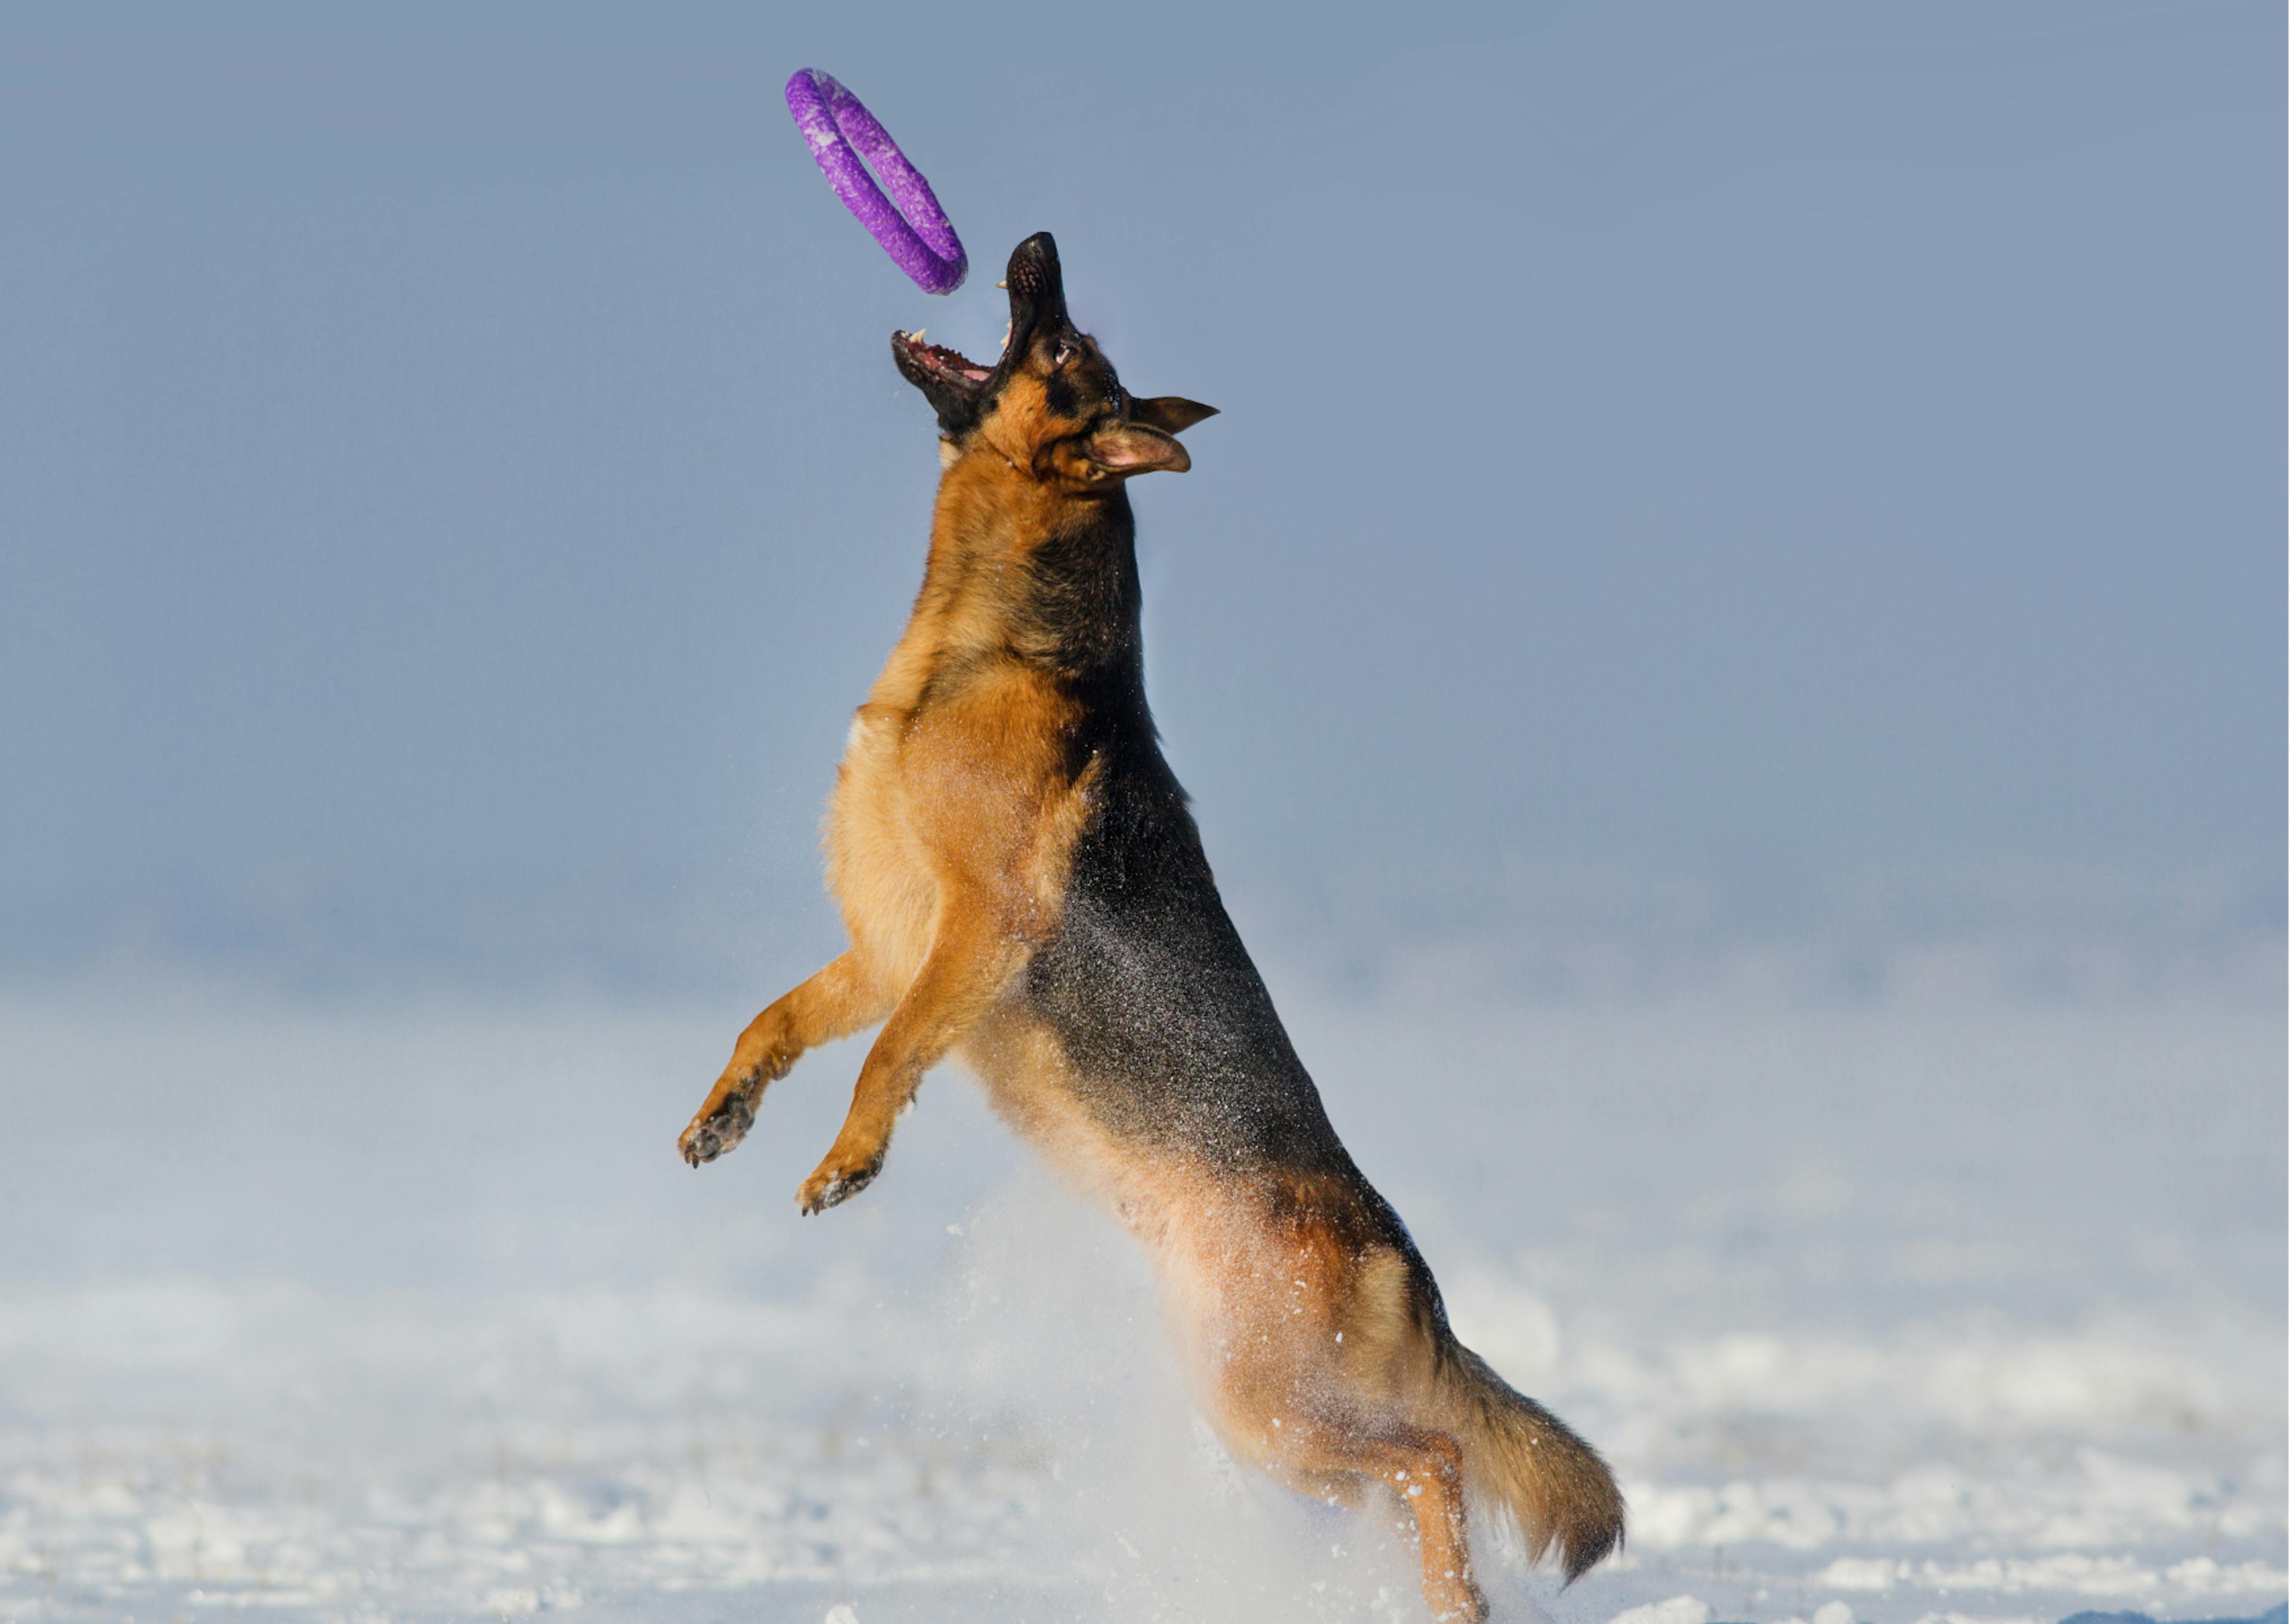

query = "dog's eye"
(1052, 339), (1076, 369)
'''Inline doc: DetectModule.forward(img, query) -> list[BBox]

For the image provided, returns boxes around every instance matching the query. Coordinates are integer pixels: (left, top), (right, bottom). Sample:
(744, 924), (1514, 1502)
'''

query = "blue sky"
(2, 2), (2280, 991)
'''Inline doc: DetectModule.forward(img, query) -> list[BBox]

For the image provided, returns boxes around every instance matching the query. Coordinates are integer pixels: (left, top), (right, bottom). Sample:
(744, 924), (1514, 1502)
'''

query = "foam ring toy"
(785, 68), (967, 295)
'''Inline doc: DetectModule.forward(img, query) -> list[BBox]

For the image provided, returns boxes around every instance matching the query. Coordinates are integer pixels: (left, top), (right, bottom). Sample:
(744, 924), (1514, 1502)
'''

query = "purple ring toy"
(785, 68), (967, 296)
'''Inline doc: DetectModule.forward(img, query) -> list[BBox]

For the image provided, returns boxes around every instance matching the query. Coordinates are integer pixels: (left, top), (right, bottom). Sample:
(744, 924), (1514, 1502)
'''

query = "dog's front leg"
(796, 907), (1022, 1214)
(680, 952), (892, 1166)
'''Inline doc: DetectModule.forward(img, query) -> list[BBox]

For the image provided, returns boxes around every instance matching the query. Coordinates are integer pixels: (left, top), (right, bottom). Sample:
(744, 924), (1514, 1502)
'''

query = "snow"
(0, 953), (2280, 1623)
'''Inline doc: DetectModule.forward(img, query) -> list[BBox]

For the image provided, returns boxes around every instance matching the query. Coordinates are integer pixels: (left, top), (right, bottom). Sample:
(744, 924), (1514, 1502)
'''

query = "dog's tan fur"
(676, 234), (1621, 1620)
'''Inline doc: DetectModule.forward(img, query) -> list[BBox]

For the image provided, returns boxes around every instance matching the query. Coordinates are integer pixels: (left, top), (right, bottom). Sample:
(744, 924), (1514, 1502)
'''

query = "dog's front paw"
(678, 1084), (757, 1167)
(796, 1147), (882, 1214)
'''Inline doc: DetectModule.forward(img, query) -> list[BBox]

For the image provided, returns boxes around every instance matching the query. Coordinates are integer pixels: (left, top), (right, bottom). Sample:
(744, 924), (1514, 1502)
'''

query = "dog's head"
(892, 233), (1215, 486)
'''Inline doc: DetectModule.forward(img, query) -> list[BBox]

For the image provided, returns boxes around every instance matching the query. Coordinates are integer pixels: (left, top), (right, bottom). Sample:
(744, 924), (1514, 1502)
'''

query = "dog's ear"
(1086, 422), (1192, 476)
(1128, 396), (1218, 435)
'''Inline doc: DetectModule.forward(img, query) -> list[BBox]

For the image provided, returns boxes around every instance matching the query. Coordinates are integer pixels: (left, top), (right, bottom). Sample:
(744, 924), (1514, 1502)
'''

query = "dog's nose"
(1004, 233), (1069, 334)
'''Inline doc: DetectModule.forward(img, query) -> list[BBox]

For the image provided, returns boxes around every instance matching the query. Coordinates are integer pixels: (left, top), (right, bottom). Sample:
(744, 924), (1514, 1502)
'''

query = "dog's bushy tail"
(1434, 1336), (1625, 1582)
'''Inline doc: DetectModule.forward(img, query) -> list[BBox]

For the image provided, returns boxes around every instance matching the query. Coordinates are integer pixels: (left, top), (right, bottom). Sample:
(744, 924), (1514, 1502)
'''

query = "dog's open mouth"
(892, 233), (1066, 433)
(891, 328), (1003, 430)
(892, 331), (993, 389)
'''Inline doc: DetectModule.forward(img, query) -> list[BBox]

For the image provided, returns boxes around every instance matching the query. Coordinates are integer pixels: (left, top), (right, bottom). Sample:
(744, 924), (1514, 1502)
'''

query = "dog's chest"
(821, 705), (943, 991)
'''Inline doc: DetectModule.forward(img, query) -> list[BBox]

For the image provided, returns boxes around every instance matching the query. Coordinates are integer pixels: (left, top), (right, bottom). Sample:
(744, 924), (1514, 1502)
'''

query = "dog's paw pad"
(678, 1090), (757, 1167)
(797, 1157), (879, 1215)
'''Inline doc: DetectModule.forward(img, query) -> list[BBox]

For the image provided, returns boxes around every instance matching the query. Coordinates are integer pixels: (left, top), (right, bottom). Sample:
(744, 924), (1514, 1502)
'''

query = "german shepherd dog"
(677, 233), (1623, 1620)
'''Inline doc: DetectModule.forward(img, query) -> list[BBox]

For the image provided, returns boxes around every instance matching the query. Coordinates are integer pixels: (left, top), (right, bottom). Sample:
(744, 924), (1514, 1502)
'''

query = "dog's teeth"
(909, 328), (926, 344)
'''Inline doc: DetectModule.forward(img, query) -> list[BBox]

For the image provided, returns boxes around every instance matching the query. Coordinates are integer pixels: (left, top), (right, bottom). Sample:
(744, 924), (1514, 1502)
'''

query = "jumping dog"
(677, 233), (1623, 1621)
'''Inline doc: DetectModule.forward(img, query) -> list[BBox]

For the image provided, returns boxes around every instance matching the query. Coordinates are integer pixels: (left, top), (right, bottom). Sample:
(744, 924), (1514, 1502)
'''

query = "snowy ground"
(1, 943), (2282, 1624)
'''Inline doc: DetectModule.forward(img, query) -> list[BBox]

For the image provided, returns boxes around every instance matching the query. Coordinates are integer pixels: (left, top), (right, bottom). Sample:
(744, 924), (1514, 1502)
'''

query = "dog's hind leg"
(796, 904), (1023, 1213)
(1311, 1425), (1484, 1623)
(679, 952), (893, 1167)
(1182, 1208), (1489, 1623)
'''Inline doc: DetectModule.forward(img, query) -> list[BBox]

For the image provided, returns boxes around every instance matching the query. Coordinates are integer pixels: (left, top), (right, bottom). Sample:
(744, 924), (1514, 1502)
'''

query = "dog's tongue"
(905, 332), (991, 383)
